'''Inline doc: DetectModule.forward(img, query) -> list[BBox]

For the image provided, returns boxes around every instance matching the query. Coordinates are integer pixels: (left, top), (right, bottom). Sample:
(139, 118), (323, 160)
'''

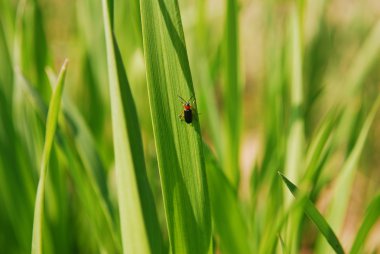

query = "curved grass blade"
(139, 0), (212, 253)
(279, 172), (345, 254)
(45, 69), (120, 252)
(101, 0), (162, 253)
(31, 59), (68, 254)
(350, 194), (380, 254)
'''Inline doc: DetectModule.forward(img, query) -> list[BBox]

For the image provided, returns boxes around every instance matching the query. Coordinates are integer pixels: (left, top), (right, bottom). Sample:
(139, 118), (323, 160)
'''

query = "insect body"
(178, 96), (196, 124)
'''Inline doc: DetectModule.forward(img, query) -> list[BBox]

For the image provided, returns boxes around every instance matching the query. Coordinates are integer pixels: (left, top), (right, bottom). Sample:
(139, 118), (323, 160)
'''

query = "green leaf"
(285, 2), (305, 185)
(46, 69), (121, 252)
(283, 5), (306, 253)
(14, 0), (50, 101)
(139, 0), (212, 253)
(258, 190), (308, 254)
(345, 21), (380, 96)
(350, 194), (380, 254)
(222, 0), (242, 187)
(279, 172), (345, 254)
(101, 0), (162, 253)
(301, 108), (342, 190)
(31, 59), (68, 254)
(204, 145), (250, 254)
(321, 97), (380, 240)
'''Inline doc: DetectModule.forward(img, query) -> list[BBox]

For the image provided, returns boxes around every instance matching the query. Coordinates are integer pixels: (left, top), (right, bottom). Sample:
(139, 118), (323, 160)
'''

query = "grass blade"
(284, 4), (305, 252)
(223, 0), (241, 187)
(319, 97), (380, 244)
(285, 1), (305, 185)
(350, 194), (380, 254)
(301, 108), (342, 190)
(346, 21), (380, 96)
(139, 0), (212, 252)
(101, 0), (162, 253)
(204, 145), (250, 254)
(258, 191), (308, 254)
(314, 97), (380, 254)
(31, 59), (68, 254)
(47, 69), (121, 252)
(279, 172), (345, 254)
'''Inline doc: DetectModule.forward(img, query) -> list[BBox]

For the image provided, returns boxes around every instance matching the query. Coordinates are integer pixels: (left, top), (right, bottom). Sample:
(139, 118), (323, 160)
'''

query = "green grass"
(350, 193), (380, 254)
(279, 172), (344, 254)
(1, 0), (380, 253)
(31, 59), (68, 254)
(101, 0), (162, 253)
(139, 0), (211, 252)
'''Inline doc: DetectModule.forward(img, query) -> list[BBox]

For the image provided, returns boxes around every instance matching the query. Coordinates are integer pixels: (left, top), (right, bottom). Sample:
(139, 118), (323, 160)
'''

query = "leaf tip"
(62, 58), (69, 70)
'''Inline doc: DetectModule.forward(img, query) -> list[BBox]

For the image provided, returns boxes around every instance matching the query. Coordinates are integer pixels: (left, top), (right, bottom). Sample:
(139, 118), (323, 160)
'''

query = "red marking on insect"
(178, 95), (196, 124)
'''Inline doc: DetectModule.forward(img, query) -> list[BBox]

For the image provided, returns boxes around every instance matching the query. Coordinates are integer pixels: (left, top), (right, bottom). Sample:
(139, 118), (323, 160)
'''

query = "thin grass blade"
(301, 108), (342, 189)
(321, 97), (380, 239)
(350, 194), (380, 254)
(223, 0), (242, 187)
(315, 105), (380, 252)
(279, 172), (345, 254)
(31, 59), (68, 254)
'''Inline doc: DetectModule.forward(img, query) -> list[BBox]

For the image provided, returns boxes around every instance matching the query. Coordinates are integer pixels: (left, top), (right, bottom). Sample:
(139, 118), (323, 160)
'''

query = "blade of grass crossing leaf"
(31, 59), (68, 254)
(279, 172), (344, 254)
(350, 194), (380, 254)
(139, 0), (212, 253)
(102, 0), (162, 253)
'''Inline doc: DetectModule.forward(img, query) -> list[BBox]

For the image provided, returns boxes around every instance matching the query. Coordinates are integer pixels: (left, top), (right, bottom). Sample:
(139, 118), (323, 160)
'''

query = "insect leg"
(178, 110), (184, 120)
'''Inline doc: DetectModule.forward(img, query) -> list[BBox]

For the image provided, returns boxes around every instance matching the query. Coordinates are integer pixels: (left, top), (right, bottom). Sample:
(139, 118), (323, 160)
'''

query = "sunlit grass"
(0, 0), (380, 253)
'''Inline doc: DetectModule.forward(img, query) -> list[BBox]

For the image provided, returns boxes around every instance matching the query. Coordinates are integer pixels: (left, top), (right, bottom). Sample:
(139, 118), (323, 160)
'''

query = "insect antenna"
(178, 95), (187, 104)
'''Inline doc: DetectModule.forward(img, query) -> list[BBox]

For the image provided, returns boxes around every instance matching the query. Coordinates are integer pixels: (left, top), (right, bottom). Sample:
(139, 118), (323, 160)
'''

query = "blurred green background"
(1, 0), (380, 253)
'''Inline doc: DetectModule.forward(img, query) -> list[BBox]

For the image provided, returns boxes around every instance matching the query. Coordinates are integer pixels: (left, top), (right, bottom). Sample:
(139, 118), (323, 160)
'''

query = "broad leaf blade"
(279, 172), (345, 254)
(101, 0), (162, 253)
(139, 0), (212, 253)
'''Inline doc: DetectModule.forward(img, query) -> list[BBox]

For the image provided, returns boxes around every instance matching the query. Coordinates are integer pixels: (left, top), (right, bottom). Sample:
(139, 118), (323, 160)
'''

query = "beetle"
(178, 95), (196, 124)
